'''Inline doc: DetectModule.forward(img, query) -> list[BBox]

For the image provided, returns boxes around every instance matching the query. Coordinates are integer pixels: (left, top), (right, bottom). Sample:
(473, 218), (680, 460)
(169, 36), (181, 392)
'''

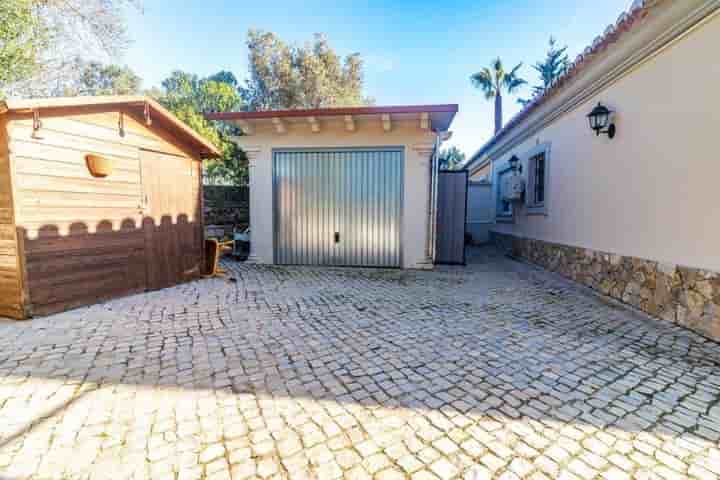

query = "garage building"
(207, 105), (458, 269)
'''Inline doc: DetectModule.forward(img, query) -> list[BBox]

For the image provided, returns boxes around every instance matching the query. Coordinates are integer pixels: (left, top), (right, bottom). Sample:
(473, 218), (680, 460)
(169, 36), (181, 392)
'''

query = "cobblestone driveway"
(1, 248), (719, 480)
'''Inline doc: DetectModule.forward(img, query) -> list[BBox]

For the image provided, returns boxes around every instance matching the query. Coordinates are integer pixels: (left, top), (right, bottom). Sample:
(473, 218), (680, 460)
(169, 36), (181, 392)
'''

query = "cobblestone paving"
(0, 248), (719, 480)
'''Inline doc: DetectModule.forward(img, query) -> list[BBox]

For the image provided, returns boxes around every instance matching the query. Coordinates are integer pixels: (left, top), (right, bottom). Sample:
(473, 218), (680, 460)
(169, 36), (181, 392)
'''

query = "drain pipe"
(427, 130), (451, 264)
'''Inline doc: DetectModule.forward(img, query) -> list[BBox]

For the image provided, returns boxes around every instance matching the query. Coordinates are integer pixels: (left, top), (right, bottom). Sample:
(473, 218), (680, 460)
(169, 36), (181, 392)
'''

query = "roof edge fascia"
(476, 0), (720, 164)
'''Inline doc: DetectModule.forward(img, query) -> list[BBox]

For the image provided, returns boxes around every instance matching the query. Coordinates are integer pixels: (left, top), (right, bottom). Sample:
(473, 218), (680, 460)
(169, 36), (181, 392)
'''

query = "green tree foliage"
(38, 0), (137, 58)
(153, 71), (248, 185)
(0, 0), (46, 93)
(532, 37), (569, 95)
(439, 146), (466, 171)
(8, 58), (142, 97)
(518, 37), (569, 107)
(160, 71), (244, 115)
(75, 61), (142, 95)
(243, 30), (370, 110)
(470, 58), (526, 134)
(2, 0), (139, 97)
(206, 71), (238, 89)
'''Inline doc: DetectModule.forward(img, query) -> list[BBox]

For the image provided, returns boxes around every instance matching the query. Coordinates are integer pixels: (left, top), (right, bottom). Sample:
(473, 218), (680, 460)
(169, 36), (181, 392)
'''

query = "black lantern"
(508, 155), (521, 173)
(587, 103), (616, 139)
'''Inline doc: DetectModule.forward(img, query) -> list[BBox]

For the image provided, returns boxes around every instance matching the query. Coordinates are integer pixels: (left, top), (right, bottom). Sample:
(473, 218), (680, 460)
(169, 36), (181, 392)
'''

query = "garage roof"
(1, 96), (221, 158)
(206, 104), (458, 134)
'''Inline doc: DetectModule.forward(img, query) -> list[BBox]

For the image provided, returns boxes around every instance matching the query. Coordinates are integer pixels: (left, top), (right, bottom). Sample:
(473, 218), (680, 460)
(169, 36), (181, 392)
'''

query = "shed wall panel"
(0, 118), (23, 318)
(10, 113), (190, 158)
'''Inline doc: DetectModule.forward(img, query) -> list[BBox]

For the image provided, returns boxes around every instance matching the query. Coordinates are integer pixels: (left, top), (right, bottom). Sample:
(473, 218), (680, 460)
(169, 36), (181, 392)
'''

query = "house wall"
(0, 118), (24, 319)
(6, 111), (202, 316)
(488, 12), (720, 338)
(466, 181), (494, 245)
(235, 119), (437, 269)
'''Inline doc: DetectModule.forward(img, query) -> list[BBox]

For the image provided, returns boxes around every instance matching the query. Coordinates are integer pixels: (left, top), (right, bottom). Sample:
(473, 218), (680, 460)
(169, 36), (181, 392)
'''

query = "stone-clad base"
(491, 232), (720, 340)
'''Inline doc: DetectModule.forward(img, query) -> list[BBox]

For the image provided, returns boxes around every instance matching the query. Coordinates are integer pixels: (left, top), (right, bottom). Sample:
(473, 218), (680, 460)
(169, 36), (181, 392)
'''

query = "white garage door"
(273, 149), (404, 267)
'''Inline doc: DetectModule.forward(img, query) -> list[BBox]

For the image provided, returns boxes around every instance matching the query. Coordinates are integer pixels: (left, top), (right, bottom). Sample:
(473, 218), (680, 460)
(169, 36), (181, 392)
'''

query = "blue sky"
(124, 0), (632, 156)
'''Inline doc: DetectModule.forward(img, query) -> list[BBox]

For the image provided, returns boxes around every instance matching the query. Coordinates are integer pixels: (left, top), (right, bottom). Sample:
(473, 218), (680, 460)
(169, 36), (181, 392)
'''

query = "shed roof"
(206, 104), (458, 134)
(1, 96), (221, 158)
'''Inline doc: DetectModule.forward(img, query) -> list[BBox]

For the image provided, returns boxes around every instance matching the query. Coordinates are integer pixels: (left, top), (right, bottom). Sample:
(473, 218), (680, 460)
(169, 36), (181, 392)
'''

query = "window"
(531, 152), (546, 204)
(526, 143), (550, 214)
(495, 165), (514, 220)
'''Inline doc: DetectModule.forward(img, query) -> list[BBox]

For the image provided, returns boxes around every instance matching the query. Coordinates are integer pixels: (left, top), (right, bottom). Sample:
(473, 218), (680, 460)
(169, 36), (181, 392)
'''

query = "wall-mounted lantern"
(502, 155), (525, 203)
(587, 103), (616, 139)
(508, 155), (522, 173)
(86, 154), (114, 178)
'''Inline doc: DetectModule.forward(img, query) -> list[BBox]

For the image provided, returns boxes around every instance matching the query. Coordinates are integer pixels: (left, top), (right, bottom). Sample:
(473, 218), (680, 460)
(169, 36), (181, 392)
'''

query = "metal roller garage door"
(273, 149), (404, 267)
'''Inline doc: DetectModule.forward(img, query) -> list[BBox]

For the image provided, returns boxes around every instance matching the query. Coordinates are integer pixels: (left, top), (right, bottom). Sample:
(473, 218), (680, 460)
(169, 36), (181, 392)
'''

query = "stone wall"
(491, 232), (720, 340)
(203, 186), (249, 230)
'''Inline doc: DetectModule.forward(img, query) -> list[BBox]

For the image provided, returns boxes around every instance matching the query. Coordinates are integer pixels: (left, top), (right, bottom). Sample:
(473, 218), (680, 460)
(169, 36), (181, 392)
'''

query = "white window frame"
(494, 161), (515, 222)
(524, 142), (551, 215)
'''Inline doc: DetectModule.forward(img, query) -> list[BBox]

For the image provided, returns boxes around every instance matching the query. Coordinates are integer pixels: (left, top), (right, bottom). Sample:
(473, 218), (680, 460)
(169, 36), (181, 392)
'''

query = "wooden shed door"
(141, 150), (201, 290)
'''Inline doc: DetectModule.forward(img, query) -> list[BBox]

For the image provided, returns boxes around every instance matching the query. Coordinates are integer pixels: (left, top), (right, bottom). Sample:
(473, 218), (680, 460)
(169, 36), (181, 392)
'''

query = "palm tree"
(471, 58), (526, 134)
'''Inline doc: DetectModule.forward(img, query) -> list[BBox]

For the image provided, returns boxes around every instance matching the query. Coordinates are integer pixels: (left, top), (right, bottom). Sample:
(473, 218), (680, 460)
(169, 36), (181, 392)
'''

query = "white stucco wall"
(466, 181), (494, 245)
(234, 119), (438, 269)
(490, 11), (720, 272)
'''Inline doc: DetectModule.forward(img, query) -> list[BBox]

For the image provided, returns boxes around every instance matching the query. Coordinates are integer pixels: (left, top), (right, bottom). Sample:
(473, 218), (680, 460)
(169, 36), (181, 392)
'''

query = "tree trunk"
(494, 93), (503, 134)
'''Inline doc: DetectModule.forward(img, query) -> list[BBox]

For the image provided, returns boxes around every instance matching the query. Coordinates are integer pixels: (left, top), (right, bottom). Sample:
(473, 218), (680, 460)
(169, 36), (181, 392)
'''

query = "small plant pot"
(86, 154), (114, 178)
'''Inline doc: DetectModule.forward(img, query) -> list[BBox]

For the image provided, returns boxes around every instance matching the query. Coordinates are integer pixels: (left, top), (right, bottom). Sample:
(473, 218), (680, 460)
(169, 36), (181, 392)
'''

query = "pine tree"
(517, 37), (569, 107)
(532, 37), (569, 96)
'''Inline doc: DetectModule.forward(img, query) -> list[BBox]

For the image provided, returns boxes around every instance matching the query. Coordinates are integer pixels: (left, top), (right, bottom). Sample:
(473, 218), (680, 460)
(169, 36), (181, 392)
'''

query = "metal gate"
(273, 149), (403, 267)
(435, 170), (468, 265)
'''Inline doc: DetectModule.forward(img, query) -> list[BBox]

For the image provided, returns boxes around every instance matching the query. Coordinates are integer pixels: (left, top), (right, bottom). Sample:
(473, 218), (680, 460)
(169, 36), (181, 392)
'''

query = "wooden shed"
(0, 96), (220, 319)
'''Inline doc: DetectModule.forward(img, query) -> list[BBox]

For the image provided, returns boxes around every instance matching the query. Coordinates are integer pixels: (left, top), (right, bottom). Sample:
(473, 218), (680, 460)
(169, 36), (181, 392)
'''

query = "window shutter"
(526, 156), (536, 207)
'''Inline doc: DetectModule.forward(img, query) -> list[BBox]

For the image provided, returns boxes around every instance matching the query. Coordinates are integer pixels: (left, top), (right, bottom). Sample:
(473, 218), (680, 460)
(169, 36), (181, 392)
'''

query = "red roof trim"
(205, 104), (458, 121)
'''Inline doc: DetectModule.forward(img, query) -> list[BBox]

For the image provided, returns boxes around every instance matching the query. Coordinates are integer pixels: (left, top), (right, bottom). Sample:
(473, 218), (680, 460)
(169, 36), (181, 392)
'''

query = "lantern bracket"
(31, 109), (42, 138)
(143, 102), (152, 126)
(118, 112), (126, 137)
